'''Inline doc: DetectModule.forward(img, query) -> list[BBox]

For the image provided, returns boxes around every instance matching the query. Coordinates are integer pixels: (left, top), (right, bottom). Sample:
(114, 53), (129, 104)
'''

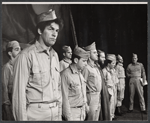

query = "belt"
(29, 102), (57, 108)
(87, 91), (100, 95)
(131, 76), (141, 78)
(72, 105), (83, 108)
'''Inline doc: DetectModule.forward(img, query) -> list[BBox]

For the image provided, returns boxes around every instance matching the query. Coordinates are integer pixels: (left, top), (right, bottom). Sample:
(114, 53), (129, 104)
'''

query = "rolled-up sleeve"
(12, 53), (30, 121)
(141, 63), (146, 82)
(126, 65), (131, 78)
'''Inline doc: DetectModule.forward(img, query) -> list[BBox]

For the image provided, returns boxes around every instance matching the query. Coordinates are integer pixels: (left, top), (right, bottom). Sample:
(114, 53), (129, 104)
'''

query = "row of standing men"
(2, 9), (147, 121)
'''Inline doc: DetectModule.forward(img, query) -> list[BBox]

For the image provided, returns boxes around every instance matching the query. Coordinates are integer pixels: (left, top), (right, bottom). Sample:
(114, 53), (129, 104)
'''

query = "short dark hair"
(105, 59), (112, 65)
(72, 54), (81, 63)
(35, 19), (64, 40)
(6, 47), (13, 59)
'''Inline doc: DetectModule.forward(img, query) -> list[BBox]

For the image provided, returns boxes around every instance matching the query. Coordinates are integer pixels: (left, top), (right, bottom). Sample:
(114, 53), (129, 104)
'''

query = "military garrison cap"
(107, 54), (116, 61)
(62, 45), (72, 52)
(117, 54), (123, 60)
(7, 40), (20, 49)
(37, 9), (57, 24)
(83, 42), (96, 51)
(74, 46), (90, 59)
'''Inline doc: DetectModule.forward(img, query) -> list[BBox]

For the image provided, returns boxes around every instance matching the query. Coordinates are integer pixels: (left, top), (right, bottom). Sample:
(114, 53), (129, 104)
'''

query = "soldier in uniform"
(59, 45), (72, 72)
(2, 41), (21, 120)
(82, 42), (102, 121)
(61, 46), (90, 121)
(12, 10), (63, 121)
(115, 55), (126, 116)
(102, 54), (119, 121)
(126, 53), (147, 114)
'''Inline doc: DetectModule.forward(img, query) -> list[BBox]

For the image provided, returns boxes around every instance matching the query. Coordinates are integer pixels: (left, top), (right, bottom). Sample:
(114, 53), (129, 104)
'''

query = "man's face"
(119, 59), (123, 63)
(11, 46), (21, 58)
(64, 48), (72, 59)
(99, 52), (105, 65)
(108, 60), (116, 69)
(76, 58), (88, 70)
(132, 57), (138, 64)
(40, 22), (59, 47)
(90, 49), (98, 61)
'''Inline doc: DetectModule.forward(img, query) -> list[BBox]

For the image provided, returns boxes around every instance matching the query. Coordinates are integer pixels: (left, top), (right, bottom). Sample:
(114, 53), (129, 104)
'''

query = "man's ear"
(63, 53), (65, 57)
(74, 58), (78, 64)
(8, 51), (12, 57)
(38, 28), (42, 35)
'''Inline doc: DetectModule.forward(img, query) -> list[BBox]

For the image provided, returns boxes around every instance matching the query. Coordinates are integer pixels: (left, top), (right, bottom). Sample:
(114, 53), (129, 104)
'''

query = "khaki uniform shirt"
(126, 62), (146, 79)
(82, 61), (102, 93)
(59, 59), (72, 72)
(102, 67), (119, 95)
(12, 41), (61, 121)
(115, 63), (126, 79)
(61, 64), (86, 120)
(2, 60), (13, 105)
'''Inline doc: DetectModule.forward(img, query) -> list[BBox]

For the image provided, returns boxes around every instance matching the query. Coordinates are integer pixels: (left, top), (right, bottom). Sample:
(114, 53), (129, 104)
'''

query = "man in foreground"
(12, 9), (63, 121)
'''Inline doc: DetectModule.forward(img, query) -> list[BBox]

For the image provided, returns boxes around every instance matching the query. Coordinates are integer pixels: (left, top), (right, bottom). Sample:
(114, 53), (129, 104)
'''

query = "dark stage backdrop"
(2, 4), (148, 109)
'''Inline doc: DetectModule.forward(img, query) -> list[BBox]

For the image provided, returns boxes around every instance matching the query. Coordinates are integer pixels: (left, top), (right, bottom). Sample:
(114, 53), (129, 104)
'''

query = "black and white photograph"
(1, 2), (148, 121)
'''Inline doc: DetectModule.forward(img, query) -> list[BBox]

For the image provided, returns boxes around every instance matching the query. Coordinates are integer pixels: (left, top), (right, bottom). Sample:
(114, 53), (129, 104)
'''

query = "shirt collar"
(63, 59), (72, 64)
(70, 63), (79, 74)
(106, 66), (111, 72)
(88, 60), (97, 68)
(35, 41), (55, 56)
(9, 59), (13, 66)
(132, 62), (140, 65)
(35, 41), (46, 52)
(118, 62), (123, 66)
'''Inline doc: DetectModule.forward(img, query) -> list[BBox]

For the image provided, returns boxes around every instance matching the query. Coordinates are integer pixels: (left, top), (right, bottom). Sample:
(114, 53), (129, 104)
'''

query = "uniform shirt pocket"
(69, 81), (80, 96)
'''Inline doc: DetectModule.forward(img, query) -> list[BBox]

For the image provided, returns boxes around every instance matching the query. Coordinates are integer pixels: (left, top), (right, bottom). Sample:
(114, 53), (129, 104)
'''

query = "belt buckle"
(49, 102), (57, 108)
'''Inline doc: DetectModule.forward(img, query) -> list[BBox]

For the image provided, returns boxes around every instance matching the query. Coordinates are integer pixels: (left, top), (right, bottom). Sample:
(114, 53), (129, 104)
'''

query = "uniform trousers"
(27, 102), (60, 121)
(87, 92), (101, 121)
(70, 106), (86, 121)
(129, 77), (146, 111)
(117, 78), (125, 107)
(108, 85), (117, 121)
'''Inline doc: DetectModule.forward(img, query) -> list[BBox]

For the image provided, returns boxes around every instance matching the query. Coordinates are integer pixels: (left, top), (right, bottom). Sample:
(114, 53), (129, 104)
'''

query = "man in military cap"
(102, 54), (119, 121)
(82, 42), (102, 121)
(61, 46), (90, 121)
(97, 50), (110, 121)
(2, 40), (21, 120)
(12, 9), (63, 121)
(60, 45), (72, 72)
(126, 53), (147, 114)
(115, 54), (126, 116)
